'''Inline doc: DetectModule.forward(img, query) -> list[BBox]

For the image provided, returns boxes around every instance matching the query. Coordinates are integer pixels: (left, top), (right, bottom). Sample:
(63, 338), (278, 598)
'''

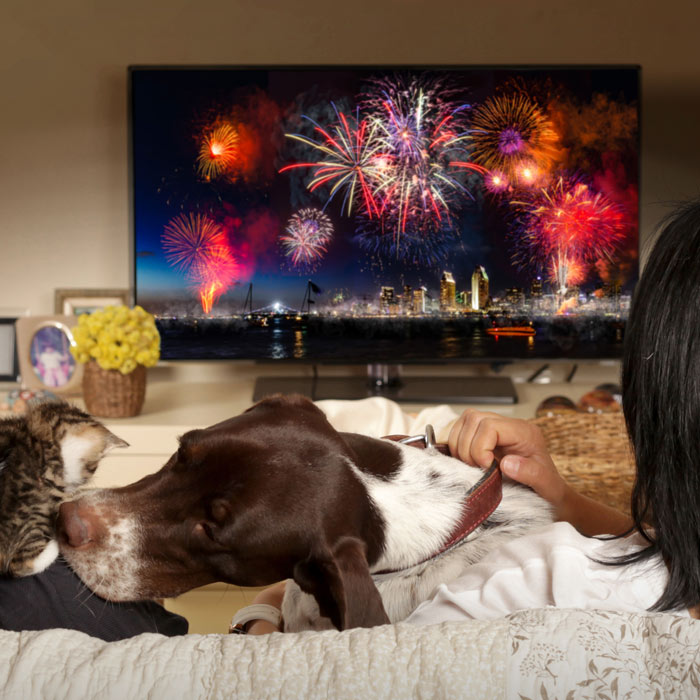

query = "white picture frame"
(54, 288), (130, 316)
(15, 316), (83, 395)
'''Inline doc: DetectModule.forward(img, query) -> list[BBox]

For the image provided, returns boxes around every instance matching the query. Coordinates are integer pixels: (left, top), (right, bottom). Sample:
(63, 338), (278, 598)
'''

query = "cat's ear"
(100, 427), (129, 453)
(60, 424), (129, 487)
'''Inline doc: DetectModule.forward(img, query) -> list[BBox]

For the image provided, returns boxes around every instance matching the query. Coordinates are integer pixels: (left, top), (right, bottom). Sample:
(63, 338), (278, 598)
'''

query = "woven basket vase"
(529, 412), (635, 516)
(82, 361), (147, 418)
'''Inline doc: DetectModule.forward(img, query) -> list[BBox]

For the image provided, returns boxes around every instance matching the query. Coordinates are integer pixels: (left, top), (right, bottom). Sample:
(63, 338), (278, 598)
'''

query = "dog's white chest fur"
(282, 442), (553, 631)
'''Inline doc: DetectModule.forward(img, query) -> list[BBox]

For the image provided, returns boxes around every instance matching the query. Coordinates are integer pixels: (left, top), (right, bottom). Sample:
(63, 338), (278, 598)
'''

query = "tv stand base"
(253, 372), (517, 404)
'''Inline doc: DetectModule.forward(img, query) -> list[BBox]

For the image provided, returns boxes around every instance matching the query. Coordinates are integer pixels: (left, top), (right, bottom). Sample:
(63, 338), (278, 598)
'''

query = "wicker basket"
(529, 412), (635, 515)
(82, 361), (147, 418)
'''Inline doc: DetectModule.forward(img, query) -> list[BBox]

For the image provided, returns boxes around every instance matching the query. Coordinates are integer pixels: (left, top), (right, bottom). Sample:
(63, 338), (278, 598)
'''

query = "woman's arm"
(448, 409), (632, 536)
(245, 580), (286, 635)
(555, 487), (633, 537)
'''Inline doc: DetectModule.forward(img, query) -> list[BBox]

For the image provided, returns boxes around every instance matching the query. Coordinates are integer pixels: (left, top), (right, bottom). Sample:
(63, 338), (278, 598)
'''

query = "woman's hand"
(448, 409), (568, 514)
(245, 580), (287, 635)
(448, 409), (632, 536)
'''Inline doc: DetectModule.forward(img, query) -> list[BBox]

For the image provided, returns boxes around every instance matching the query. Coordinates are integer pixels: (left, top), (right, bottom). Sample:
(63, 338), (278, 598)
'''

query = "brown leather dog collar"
(377, 428), (503, 573)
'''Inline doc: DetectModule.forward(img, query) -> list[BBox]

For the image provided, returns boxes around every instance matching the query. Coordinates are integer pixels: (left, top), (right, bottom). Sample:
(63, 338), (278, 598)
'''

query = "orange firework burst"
(196, 123), (239, 180)
(188, 244), (239, 313)
(161, 212), (238, 313)
(555, 296), (579, 316)
(470, 94), (560, 189)
(550, 252), (586, 292)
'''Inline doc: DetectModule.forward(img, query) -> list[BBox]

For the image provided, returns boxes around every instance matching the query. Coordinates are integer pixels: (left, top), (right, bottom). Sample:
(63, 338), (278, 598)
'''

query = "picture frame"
(54, 288), (131, 316)
(15, 316), (83, 395)
(0, 317), (20, 382)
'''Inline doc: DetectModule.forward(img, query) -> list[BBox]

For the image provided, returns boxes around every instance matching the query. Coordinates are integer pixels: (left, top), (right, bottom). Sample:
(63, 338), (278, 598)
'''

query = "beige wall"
(2, 0), (699, 315)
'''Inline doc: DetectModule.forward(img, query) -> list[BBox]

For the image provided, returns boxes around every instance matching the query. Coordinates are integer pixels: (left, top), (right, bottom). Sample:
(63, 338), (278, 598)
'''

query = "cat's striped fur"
(0, 401), (127, 576)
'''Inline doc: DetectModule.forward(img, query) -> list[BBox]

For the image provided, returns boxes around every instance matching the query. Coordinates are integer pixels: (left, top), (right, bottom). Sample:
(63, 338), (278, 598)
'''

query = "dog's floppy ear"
(292, 536), (389, 630)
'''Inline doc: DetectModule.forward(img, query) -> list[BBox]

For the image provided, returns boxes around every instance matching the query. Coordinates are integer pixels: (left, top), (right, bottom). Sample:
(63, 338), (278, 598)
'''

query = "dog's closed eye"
(194, 522), (217, 542)
(193, 500), (232, 543)
(209, 499), (231, 525)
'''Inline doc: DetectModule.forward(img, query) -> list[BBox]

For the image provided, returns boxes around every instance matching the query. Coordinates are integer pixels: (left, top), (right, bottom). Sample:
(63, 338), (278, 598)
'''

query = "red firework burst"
(188, 244), (239, 313)
(161, 212), (238, 313)
(514, 178), (627, 289)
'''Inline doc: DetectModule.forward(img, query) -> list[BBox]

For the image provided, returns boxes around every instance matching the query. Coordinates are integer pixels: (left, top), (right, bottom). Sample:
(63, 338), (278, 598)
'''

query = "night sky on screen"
(132, 67), (639, 314)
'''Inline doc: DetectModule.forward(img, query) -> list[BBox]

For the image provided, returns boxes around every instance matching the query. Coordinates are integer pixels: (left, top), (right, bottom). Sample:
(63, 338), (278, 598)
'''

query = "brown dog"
(57, 395), (552, 631)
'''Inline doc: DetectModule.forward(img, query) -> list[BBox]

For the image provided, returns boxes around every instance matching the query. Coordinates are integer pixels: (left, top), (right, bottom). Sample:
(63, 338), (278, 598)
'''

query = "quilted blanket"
(2, 609), (699, 699)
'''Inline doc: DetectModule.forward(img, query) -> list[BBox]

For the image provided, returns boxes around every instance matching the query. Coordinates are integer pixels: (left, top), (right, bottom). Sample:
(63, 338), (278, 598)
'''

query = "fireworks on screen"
(470, 94), (560, 191)
(279, 107), (390, 219)
(196, 123), (239, 180)
(355, 214), (458, 267)
(280, 74), (485, 263)
(279, 207), (334, 271)
(511, 177), (627, 291)
(140, 68), (638, 330)
(189, 243), (239, 313)
(161, 212), (238, 312)
(361, 74), (482, 241)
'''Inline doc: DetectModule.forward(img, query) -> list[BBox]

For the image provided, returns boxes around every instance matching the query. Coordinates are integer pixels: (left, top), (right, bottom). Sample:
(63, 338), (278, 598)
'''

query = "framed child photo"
(54, 288), (131, 317)
(15, 316), (82, 395)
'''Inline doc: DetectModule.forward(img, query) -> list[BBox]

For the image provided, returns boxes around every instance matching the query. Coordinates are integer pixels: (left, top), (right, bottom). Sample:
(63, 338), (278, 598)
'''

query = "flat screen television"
(131, 65), (639, 403)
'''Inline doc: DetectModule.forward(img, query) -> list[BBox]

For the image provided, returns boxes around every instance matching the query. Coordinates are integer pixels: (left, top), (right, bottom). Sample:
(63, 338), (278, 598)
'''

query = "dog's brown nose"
(57, 501), (96, 549)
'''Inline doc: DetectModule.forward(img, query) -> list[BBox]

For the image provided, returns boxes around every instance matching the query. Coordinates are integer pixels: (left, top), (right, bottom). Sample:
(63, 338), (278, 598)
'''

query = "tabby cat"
(0, 401), (127, 577)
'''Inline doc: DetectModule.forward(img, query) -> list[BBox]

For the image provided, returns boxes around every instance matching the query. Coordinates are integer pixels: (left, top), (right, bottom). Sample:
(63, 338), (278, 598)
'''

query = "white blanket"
(316, 396), (460, 441)
(2, 609), (699, 699)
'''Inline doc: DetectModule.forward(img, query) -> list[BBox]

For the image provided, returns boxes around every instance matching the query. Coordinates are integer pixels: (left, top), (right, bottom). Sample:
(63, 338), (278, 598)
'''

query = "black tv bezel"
(128, 64), (641, 366)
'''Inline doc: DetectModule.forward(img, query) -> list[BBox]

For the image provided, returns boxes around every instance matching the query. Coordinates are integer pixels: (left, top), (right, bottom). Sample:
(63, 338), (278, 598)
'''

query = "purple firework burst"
(280, 208), (334, 271)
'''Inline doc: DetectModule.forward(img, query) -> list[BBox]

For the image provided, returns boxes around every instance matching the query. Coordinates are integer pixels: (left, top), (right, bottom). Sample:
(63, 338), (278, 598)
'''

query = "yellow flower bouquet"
(71, 305), (160, 375)
(70, 305), (160, 418)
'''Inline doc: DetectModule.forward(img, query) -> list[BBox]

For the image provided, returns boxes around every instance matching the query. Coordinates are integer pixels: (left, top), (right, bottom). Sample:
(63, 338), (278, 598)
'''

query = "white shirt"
(405, 521), (688, 624)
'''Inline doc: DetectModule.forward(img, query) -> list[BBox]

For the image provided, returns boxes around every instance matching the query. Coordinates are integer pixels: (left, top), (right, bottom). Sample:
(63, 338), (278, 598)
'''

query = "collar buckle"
(398, 424), (437, 450)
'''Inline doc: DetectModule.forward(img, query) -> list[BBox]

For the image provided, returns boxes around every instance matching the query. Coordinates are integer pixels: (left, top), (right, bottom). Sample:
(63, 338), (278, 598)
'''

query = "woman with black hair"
(424, 199), (700, 622)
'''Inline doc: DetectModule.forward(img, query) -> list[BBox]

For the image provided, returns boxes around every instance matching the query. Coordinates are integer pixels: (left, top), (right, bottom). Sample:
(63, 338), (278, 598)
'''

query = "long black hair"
(620, 200), (700, 612)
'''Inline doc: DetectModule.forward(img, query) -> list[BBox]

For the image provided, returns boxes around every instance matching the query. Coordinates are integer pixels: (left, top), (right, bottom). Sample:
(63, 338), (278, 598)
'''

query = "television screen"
(131, 66), (639, 364)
